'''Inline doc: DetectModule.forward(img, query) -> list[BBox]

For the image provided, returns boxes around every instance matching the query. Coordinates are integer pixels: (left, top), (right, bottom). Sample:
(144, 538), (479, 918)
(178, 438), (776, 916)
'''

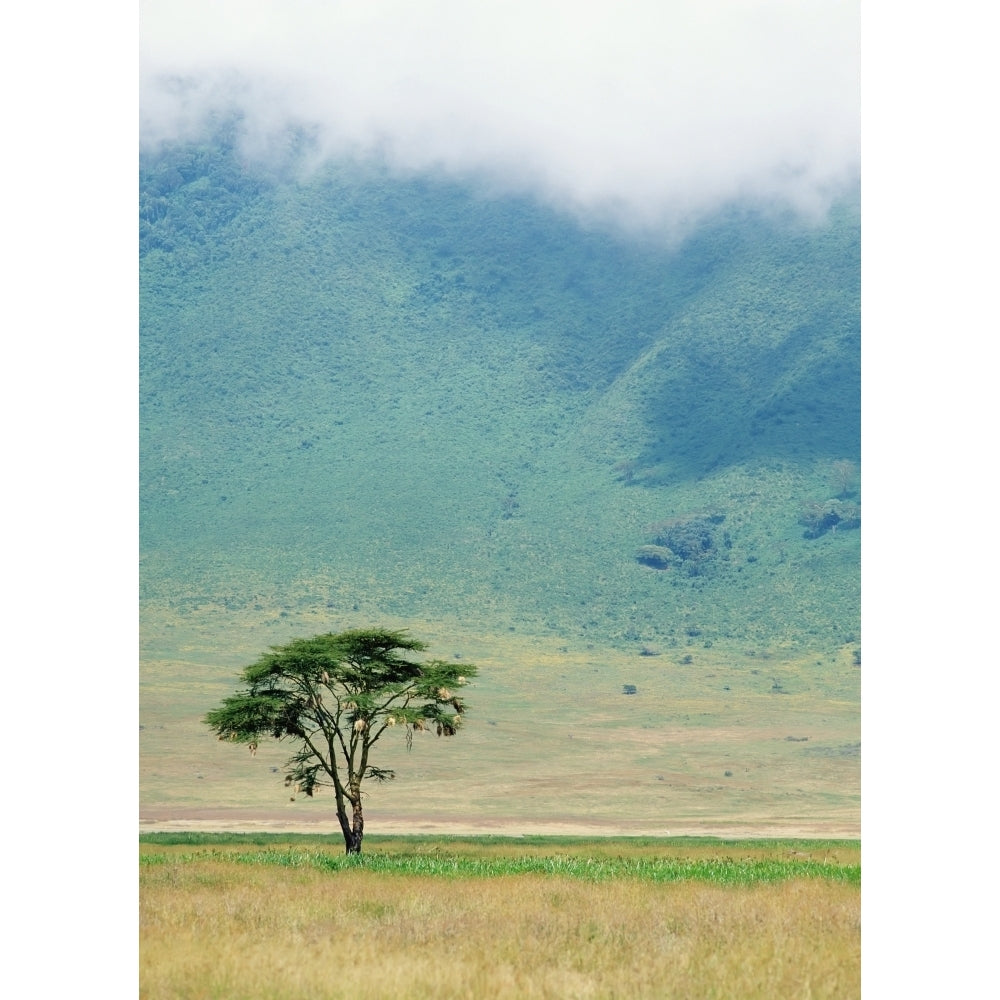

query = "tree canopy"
(204, 628), (476, 853)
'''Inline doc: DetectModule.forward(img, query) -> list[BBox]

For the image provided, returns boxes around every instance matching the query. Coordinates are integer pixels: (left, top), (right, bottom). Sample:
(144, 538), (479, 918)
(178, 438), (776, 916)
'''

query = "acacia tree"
(204, 628), (476, 854)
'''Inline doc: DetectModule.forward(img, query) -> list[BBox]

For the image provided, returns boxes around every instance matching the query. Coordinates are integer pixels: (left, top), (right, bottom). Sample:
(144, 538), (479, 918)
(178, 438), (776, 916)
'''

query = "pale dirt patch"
(139, 806), (858, 840)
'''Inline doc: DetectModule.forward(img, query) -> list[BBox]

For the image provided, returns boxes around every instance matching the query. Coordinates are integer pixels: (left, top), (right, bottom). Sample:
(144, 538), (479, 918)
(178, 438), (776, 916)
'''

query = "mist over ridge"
(140, 0), (859, 239)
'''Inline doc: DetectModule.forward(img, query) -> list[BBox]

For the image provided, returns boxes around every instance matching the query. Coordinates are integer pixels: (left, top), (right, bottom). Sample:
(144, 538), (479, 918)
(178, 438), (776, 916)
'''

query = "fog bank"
(140, 1), (859, 233)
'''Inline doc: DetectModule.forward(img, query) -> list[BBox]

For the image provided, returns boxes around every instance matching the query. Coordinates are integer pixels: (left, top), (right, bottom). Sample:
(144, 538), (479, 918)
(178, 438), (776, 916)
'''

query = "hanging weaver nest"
(353, 719), (367, 732)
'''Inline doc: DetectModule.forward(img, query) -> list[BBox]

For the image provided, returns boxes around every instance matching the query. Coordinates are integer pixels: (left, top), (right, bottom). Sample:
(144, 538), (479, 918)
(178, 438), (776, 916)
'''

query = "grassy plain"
(141, 621), (859, 837)
(140, 835), (859, 1000)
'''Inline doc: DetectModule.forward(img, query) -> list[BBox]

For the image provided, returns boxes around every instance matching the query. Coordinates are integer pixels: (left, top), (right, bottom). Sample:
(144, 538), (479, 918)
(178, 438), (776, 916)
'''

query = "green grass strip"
(139, 832), (859, 852)
(140, 847), (859, 887)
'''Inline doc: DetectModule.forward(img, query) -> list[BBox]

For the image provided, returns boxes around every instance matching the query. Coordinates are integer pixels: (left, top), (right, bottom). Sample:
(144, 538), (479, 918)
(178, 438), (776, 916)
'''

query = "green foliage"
(205, 628), (477, 852)
(140, 125), (268, 256)
(640, 513), (726, 576)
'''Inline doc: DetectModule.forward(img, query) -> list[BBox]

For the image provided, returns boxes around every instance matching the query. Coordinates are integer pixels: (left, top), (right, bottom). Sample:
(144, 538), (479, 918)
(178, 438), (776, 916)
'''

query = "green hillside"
(140, 131), (859, 658)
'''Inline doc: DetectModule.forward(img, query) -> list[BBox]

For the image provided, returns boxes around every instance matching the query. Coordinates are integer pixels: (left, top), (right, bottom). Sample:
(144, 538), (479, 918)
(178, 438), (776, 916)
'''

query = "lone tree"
(204, 628), (477, 854)
(830, 459), (858, 498)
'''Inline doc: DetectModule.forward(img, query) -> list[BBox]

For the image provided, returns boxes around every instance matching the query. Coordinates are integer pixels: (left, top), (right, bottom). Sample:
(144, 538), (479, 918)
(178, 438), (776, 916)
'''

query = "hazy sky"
(140, 0), (858, 233)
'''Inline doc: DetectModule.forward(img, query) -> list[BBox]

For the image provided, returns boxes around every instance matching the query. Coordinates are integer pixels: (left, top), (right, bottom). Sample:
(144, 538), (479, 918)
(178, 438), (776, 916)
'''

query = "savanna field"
(140, 834), (860, 1000)
(139, 119), (860, 997)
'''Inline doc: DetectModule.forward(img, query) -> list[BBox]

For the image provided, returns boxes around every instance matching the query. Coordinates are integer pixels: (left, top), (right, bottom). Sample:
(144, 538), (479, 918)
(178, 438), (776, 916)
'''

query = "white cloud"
(140, 0), (858, 232)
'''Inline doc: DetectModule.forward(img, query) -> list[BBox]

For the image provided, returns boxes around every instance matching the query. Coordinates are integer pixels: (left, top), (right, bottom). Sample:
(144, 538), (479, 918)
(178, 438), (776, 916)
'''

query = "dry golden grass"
(140, 860), (859, 999)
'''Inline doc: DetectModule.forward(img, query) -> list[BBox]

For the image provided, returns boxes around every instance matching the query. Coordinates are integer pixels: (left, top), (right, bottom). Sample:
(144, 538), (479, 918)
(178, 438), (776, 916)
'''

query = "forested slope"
(140, 132), (859, 655)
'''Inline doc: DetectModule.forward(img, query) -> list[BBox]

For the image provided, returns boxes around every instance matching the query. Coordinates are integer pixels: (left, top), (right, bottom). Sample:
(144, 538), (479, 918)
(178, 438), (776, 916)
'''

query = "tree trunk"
(348, 793), (364, 855)
(336, 802), (360, 855)
(338, 790), (364, 855)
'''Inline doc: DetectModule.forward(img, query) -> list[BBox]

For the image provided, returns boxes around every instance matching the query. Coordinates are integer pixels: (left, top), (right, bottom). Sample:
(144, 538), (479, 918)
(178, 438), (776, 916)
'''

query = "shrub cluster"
(798, 499), (861, 539)
(636, 512), (726, 575)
